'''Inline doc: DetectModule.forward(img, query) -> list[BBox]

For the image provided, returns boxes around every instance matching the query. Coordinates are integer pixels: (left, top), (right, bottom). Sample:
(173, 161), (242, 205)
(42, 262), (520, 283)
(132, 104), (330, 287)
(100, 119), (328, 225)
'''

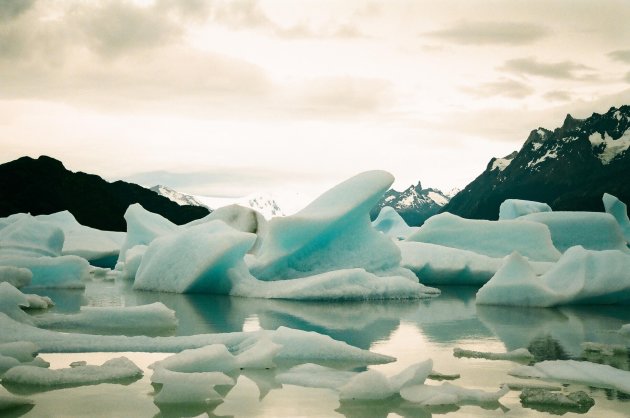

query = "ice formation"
(133, 221), (256, 294)
(117, 203), (179, 263)
(0, 392), (33, 412)
(339, 369), (395, 400)
(406, 212), (561, 261)
(620, 324), (630, 336)
(398, 242), (552, 285)
(453, 347), (534, 362)
(0, 256), (89, 288)
(34, 302), (178, 334)
(276, 363), (358, 390)
(2, 357), (142, 387)
(0, 341), (38, 363)
(603, 193), (630, 244)
(518, 211), (629, 253)
(476, 247), (630, 306)
(248, 171), (411, 280)
(35, 211), (124, 263)
(152, 370), (235, 405)
(498, 199), (552, 220)
(509, 360), (630, 393)
(399, 382), (509, 405)
(372, 206), (419, 240)
(0, 215), (64, 258)
(130, 171), (436, 300)
(0, 266), (32, 288)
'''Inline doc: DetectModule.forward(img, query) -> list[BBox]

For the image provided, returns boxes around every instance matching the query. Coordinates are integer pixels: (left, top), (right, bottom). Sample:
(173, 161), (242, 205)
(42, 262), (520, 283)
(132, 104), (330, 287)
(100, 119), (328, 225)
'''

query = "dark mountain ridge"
(0, 155), (209, 231)
(442, 105), (630, 219)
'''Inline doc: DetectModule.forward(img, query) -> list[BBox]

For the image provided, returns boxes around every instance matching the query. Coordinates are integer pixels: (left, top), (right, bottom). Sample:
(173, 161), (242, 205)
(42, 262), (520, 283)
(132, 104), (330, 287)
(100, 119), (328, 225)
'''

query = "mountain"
(443, 105), (630, 219)
(194, 193), (284, 219)
(370, 182), (451, 226)
(0, 156), (210, 231)
(150, 185), (207, 207)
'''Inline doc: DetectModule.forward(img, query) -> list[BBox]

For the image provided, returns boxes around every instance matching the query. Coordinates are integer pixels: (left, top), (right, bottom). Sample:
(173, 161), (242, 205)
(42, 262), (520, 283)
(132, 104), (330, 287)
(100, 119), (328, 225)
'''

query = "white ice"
(0, 391), (33, 412)
(603, 193), (630, 244)
(476, 247), (630, 307)
(372, 206), (419, 240)
(0, 255), (89, 288)
(0, 215), (64, 258)
(498, 199), (552, 220)
(453, 347), (534, 362)
(152, 369), (235, 405)
(406, 212), (561, 261)
(518, 211), (629, 253)
(36, 211), (124, 262)
(2, 356), (142, 387)
(0, 266), (32, 288)
(276, 363), (357, 390)
(33, 302), (178, 334)
(398, 241), (553, 285)
(509, 360), (630, 393)
(400, 382), (509, 405)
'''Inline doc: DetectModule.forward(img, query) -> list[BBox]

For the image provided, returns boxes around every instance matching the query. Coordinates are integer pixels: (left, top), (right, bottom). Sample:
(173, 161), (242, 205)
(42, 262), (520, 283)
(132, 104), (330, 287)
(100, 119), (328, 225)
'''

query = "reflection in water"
(477, 305), (630, 358)
(0, 404), (35, 418)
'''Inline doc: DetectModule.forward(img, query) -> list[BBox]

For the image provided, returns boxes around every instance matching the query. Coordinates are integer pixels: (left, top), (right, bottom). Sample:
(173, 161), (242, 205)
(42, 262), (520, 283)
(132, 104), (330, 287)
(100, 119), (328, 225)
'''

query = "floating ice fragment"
(400, 382), (509, 405)
(2, 357), (142, 388)
(509, 360), (630, 393)
(0, 266), (32, 288)
(339, 369), (395, 400)
(372, 206), (419, 240)
(603, 193), (630, 244)
(499, 199), (552, 220)
(276, 363), (357, 390)
(453, 347), (534, 362)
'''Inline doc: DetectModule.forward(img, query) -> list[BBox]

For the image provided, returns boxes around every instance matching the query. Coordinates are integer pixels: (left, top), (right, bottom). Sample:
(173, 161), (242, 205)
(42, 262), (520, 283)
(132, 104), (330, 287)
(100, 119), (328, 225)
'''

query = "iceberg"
(2, 357), (142, 388)
(0, 256), (89, 288)
(498, 199), (552, 220)
(0, 341), (38, 363)
(339, 369), (395, 400)
(276, 363), (357, 390)
(372, 207), (419, 240)
(399, 241), (553, 285)
(518, 211), (629, 253)
(0, 215), (64, 258)
(117, 203), (179, 263)
(133, 221), (256, 294)
(152, 369), (235, 405)
(0, 392), (33, 412)
(477, 247), (630, 307)
(603, 193), (630, 244)
(36, 211), (124, 265)
(406, 212), (561, 261)
(248, 171), (408, 280)
(509, 360), (630, 393)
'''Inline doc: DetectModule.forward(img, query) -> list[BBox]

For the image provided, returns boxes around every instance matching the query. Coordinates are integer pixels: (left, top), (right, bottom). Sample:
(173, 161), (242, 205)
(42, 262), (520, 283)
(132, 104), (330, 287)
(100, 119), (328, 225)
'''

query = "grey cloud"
(292, 77), (395, 115)
(501, 57), (593, 80)
(461, 78), (533, 99)
(608, 49), (630, 63)
(544, 90), (572, 102)
(426, 21), (550, 45)
(77, 2), (182, 57)
(0, 0), (36, 22)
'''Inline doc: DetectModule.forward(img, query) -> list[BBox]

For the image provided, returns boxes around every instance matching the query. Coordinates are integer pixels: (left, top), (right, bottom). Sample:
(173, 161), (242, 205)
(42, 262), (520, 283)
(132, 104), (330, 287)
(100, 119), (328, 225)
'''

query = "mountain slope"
(370, 182), (451, 226)
(442, 105), (630, 219)
(150, 185), (207, 207)
(0, 156), (210, 231)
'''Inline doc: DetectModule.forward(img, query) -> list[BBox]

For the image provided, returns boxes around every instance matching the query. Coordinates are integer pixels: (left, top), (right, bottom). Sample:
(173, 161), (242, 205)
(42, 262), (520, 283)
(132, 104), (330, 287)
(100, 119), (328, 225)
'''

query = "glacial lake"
(7, 278), (630, 418)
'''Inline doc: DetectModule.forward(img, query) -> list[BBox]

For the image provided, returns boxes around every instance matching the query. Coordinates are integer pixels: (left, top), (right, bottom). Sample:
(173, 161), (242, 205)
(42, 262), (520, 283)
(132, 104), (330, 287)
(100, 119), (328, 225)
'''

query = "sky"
(2, 0), (630, 211)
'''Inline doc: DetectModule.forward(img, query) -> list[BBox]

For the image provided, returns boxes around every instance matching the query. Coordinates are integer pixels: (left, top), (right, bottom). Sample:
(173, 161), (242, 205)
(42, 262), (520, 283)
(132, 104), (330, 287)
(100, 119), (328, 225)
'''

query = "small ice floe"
(399, 382), (509, 406)
(152, 369), (235, 405)
(520, 388), (594, 414)
(0, 266), (32, 288)
(428, 370), (460, 381)
(2, 357), (142, 389)
(0, 390), (34, 413)
(453, 347), (534, 362)
(33, 302), (178, 335)
(509, 360), (630, 393)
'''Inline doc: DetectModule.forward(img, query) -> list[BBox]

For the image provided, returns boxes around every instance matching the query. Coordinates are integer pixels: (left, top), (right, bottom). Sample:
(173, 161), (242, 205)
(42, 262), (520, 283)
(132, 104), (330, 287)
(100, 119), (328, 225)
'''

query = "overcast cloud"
(1, 0), (629, 206)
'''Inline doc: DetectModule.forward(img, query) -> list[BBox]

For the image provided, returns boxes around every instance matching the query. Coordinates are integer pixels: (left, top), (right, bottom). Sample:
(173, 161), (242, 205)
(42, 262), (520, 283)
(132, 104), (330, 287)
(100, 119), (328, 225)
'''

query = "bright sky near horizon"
(1, 0), (630, 210)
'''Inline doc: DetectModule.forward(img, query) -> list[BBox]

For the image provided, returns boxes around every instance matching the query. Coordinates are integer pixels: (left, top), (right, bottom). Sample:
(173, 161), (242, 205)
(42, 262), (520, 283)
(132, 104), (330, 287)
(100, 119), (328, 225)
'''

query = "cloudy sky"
(2, 0), (630, 210)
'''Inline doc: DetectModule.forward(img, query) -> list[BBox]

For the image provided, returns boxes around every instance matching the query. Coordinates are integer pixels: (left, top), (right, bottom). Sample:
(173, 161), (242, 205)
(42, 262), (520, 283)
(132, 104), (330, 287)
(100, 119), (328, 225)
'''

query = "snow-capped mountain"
(443, 105), (630, 219)
(150, 185), (207, 207)
(370, 182), (451, 226)
(152, 185), (285, 219)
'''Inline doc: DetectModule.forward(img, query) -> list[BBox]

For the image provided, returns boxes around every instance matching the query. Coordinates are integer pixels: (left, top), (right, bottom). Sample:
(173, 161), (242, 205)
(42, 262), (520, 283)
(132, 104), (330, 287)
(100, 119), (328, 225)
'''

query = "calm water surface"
(7, 279), (630, 417)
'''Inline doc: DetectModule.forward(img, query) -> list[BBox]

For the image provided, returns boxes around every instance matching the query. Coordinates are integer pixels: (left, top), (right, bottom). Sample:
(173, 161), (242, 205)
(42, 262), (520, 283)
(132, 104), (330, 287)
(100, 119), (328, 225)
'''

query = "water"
(7, 279), (630, 417)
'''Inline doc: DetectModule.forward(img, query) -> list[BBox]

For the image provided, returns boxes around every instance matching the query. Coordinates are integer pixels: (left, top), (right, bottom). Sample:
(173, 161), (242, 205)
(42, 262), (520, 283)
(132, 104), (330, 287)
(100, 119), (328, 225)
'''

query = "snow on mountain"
(370, 182), (451, 226)
(443, 105), (630, 219)
(150, 185), (207, 208)
(194, 193), (284, 219)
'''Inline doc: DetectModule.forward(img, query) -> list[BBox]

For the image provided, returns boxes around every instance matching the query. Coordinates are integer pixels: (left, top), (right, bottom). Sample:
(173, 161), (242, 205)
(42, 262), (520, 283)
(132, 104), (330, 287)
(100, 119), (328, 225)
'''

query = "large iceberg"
(406, 212), (561, 261)
(603, 193), (630, 244)
(248, 171), (408, 280)
(131, 171), (436, 300)
(0, 215), (64, 258)
(476, 247), (630, 307)
(518, 211), (629, 253)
